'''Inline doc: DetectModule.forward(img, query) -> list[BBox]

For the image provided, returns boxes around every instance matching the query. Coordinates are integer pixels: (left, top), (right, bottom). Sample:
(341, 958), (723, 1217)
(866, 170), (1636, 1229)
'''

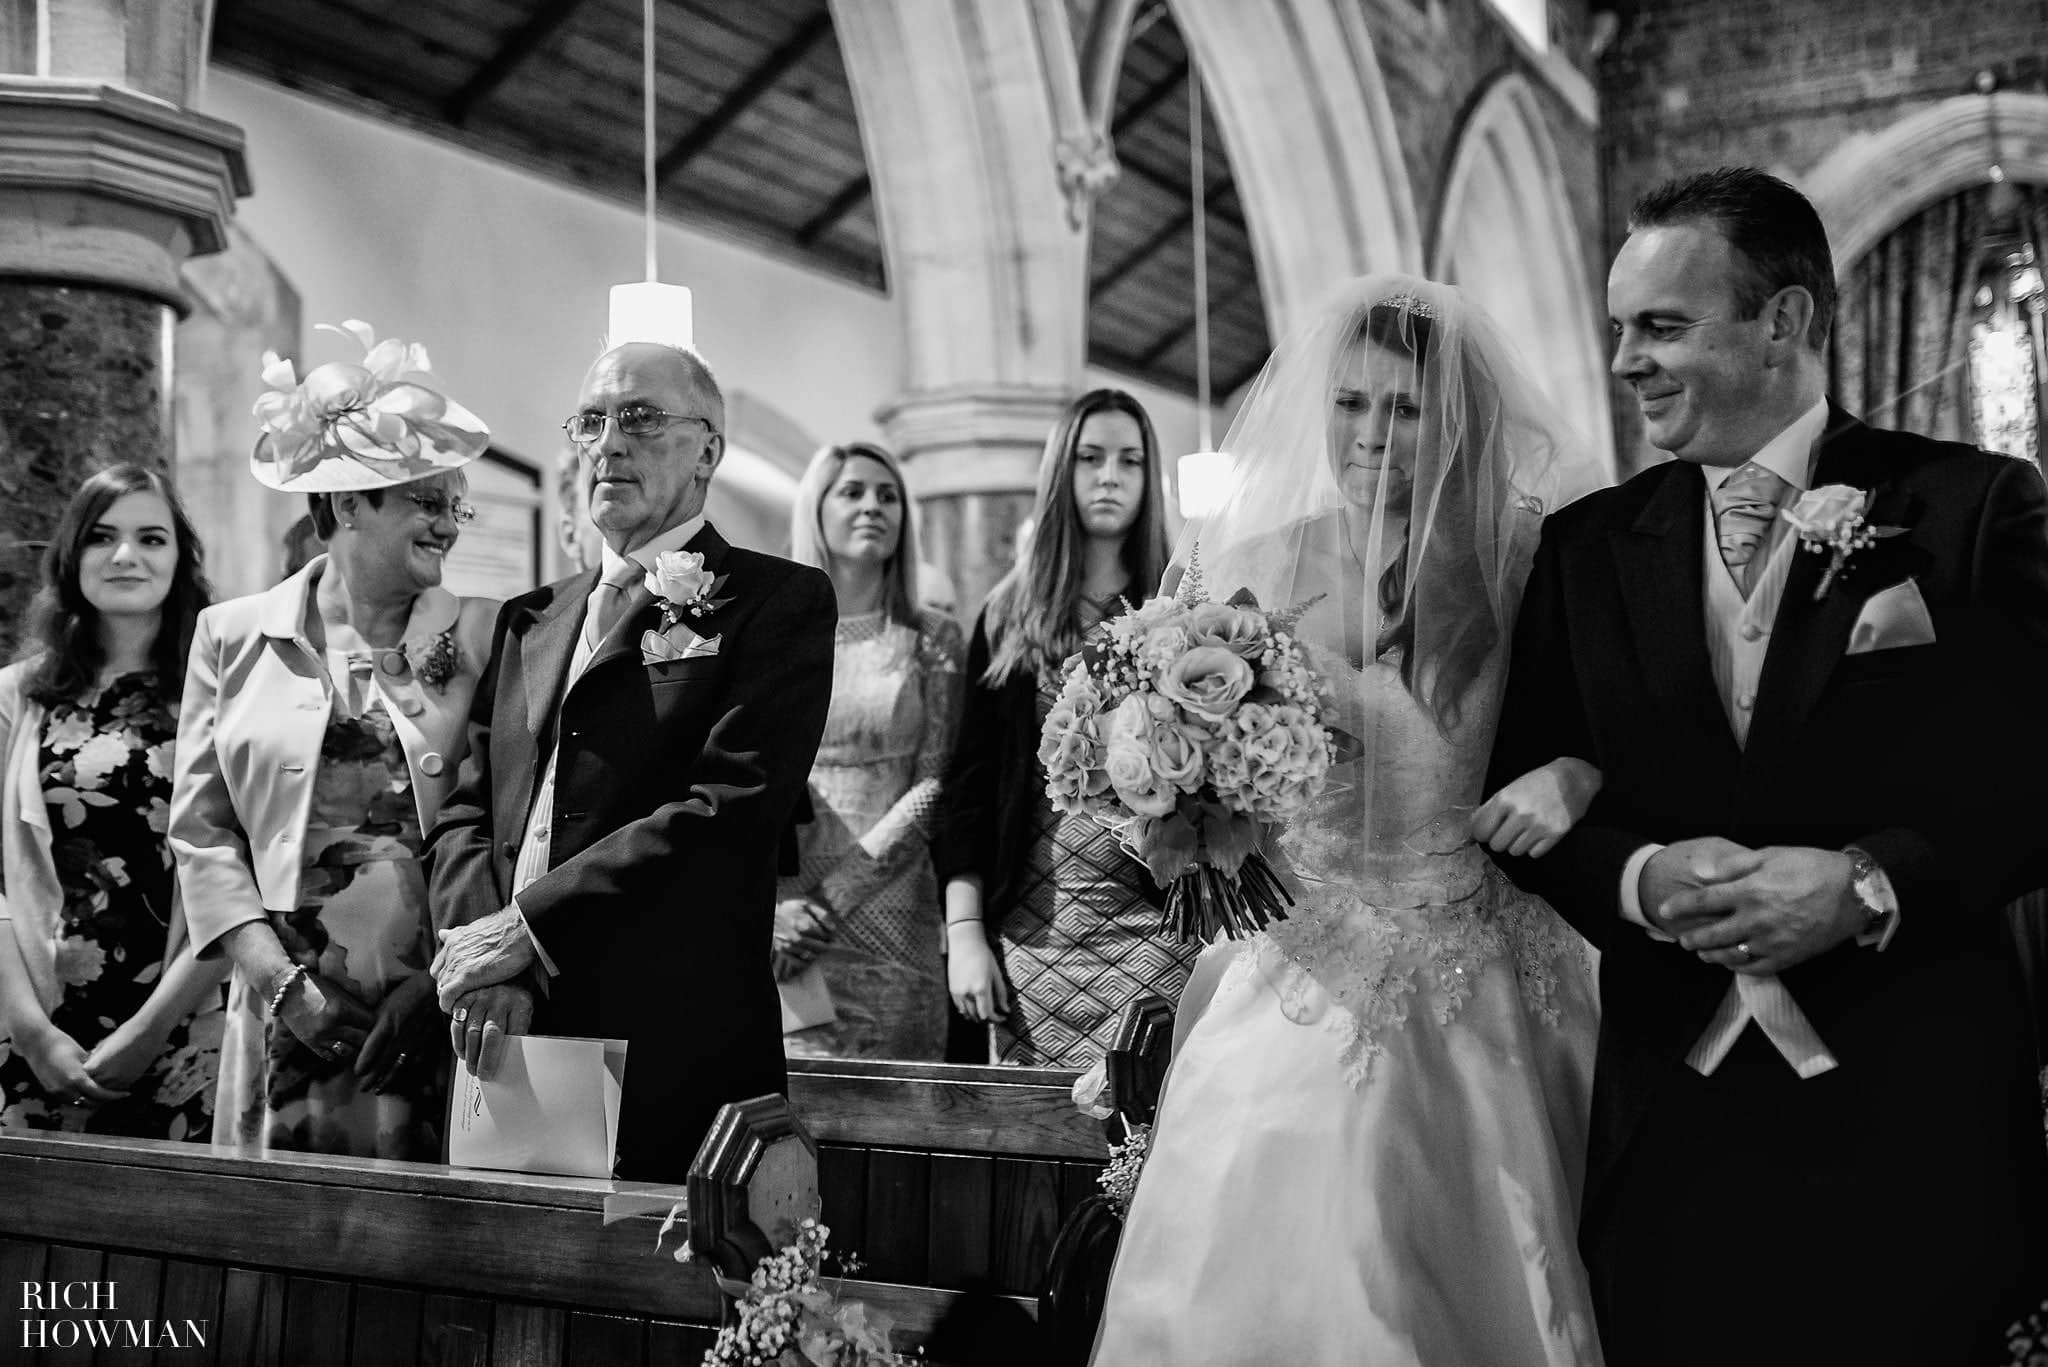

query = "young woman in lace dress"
(1092, 279), (1609, 1365)
(775, 442), (963, 1060)
(936, 390), (1190, 1068)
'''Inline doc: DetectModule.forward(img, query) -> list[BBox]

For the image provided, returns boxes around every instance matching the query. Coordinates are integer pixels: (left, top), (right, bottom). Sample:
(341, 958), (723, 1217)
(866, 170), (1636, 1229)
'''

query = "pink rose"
(1105, 709), (1173, 817)
(1156, 647), (1255, 720)
(1186, 603), (1264, 659)
(1146, 717), (1205, 791)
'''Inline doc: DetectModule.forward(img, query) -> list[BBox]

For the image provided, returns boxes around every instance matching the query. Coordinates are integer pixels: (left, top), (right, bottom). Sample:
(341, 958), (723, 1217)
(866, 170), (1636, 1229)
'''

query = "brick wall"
(1599, 0), (2048, 465)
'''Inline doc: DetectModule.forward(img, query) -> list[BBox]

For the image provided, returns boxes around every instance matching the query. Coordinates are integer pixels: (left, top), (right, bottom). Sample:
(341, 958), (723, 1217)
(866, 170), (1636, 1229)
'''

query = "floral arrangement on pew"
(2005, 1294), (2048, 1367)
(658, 1207), (911, 1367)
(1038, 558), (1336, 942)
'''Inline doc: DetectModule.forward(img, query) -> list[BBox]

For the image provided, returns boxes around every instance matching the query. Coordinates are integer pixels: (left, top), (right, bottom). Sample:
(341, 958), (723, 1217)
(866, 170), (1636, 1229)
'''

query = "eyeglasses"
(562, 404), (718, 445)
(404, 492), (478, 525)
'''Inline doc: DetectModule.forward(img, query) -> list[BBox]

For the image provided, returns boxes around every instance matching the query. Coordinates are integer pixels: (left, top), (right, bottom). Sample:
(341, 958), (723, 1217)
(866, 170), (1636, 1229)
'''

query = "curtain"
(1836, 185), (2048, 1082)
(1828, 185), (1987, 440)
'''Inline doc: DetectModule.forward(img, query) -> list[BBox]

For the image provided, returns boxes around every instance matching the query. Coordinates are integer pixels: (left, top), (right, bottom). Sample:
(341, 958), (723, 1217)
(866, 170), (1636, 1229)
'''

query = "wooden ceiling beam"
(656, 11), (832, 183)
(1111, 57), (1187, 136)
(794, 171), (870, 246)
(1132, 271), (1260, 368)
(1219, 344), (1273, 396)
(1089, 176), (1233, 301)
(444, 0), (591, 127)
(1114, 145), (1246, 235)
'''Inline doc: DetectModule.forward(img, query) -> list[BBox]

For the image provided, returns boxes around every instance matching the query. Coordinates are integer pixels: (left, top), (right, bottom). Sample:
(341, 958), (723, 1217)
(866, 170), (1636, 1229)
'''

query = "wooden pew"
(0, 1057), (1106, 1365)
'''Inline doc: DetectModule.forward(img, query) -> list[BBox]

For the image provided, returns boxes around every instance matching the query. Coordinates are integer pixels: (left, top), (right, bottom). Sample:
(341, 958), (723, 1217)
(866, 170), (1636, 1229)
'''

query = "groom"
(1491, 167), (2048, 1363)
(427, 341), (834, 1181)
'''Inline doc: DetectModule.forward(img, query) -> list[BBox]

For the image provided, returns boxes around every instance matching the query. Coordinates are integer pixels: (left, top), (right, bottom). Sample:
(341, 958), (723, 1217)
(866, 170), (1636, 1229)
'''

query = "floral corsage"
(646, 549), (733, 629)
(1781, 484), (1906, 601)
(414, 629), (460, 693)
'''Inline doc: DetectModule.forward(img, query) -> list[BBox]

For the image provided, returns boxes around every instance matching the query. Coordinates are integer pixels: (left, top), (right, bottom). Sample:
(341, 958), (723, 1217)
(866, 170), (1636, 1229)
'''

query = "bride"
(1091, 275), (1607, 1365)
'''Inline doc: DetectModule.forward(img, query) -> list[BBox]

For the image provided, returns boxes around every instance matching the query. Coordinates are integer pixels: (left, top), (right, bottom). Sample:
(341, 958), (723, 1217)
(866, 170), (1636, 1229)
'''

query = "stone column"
(874, 387), (1072, 615)
(832, 0), (1099, 618)
(0, 1), (248, 653)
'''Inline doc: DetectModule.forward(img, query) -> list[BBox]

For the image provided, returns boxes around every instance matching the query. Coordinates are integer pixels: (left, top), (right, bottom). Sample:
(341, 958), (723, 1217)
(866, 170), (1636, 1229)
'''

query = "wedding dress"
(1090, 275), (1606, 1366)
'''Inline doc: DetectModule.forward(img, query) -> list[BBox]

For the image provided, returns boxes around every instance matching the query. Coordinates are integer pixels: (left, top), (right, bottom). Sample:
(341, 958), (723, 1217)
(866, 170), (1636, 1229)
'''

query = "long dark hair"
(1360, 304), (1497, 731)
(982, 389), (1171, 686)
(22, 464), (212, 706)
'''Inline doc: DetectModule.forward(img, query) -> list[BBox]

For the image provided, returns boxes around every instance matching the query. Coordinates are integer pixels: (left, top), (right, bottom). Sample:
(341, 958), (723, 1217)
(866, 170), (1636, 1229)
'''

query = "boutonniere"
(645, 549), (733, 629)
(414, 629), (460, 693)
(1781, 484), (1907, 601)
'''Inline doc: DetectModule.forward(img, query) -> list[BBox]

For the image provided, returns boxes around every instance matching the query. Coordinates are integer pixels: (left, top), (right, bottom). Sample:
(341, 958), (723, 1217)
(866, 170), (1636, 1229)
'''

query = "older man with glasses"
(425, 341), (835, 1181)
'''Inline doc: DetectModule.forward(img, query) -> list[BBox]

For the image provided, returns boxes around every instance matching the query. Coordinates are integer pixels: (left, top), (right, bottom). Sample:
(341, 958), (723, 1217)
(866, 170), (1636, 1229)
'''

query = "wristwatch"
(1843, 846), (1893, 942)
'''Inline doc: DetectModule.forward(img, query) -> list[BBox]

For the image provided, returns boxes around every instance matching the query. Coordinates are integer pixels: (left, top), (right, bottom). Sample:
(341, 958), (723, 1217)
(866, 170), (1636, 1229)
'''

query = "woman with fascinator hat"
(167, 322), (498, 1159)
(1091, 277), (1610, 1364)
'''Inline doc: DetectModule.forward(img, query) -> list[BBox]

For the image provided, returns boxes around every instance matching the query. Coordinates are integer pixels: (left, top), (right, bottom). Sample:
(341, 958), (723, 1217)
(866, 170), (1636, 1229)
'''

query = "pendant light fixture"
(1176, 56), (1227, 520)
(608, 0), (695, 349)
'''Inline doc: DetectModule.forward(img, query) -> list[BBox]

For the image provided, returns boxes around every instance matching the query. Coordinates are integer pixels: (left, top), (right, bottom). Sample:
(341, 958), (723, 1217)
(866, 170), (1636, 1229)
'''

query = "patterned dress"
(782, 609), (963, 1060)
(0, 672), (222, 1139)
(214, 689), (444, 1159)
(995, 607), (1198, 1067)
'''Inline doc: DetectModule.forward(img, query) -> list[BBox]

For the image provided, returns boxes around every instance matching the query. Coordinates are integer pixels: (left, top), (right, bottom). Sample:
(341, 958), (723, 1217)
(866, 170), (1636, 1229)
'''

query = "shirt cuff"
(511, 899), (560, 979)
(1619, 843), (1675, 942)
(1854, 861), (1902, 951)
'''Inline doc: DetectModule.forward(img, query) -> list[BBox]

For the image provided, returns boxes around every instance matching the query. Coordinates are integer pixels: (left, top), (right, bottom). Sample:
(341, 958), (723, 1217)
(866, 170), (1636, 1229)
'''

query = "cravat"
(583, 561), (642, 650)
(1710, 463), (1792, 599)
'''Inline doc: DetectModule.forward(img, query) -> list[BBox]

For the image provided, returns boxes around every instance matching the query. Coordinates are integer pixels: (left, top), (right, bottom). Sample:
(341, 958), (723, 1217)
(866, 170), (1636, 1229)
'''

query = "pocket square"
(1846, 578), (1936, 655)
(640, 628), (721, 665)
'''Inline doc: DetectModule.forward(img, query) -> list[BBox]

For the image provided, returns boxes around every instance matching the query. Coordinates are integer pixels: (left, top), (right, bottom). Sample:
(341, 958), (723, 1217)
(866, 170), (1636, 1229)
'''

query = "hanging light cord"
(643, 0), (659, 282)
(1189, 63), (1212, 451)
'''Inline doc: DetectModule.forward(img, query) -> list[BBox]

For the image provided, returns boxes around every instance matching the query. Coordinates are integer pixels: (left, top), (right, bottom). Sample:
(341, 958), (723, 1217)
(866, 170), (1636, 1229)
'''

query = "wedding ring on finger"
(453, 1007), (469, 1024)
(1738, 941), (1757, 963)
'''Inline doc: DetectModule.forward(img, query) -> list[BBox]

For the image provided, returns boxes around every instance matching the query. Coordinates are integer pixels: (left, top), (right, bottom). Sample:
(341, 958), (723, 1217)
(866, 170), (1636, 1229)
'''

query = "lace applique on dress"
(1236, 860), (1591, 1090)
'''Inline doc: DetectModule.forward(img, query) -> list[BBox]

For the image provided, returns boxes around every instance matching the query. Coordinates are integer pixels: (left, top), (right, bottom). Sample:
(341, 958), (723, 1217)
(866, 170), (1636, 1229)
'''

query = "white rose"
(646, 549), (714, 605)
(1782, 484), (1867, 540)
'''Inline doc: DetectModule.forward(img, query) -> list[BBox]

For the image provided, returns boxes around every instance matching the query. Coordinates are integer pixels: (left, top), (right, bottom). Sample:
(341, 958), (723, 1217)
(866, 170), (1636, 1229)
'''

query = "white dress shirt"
(511, 516), (705, 976)
(1615, 399), (1897, 1078)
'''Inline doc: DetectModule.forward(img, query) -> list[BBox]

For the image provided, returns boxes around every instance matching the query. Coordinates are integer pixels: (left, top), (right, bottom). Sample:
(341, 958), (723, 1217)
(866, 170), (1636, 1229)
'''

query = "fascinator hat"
(250, 320), (490, 493)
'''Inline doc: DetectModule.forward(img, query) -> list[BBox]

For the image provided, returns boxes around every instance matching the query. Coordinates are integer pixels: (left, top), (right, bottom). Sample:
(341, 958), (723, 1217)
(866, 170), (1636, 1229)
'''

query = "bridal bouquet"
(1039, 589), (1334, 941)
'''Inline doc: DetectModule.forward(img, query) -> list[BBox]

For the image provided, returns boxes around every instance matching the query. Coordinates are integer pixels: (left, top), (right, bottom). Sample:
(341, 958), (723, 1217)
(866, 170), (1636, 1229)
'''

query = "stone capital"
(0, 78), (250, 307)
(875, 384), (1074, 498)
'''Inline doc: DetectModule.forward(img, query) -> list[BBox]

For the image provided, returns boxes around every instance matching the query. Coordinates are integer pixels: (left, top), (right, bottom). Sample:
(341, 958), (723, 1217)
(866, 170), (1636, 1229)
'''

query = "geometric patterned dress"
(994, 610), (1197, 1067)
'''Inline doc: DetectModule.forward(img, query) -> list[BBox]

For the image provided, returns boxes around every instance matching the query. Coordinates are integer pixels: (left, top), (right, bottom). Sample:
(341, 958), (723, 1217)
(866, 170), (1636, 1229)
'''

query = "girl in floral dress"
(0, 465), (225, 1139)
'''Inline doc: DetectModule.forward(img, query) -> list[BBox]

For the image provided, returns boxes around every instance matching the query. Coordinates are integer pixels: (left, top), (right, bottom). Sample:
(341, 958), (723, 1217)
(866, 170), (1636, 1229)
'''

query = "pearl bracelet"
(267, 964), (309, 1017)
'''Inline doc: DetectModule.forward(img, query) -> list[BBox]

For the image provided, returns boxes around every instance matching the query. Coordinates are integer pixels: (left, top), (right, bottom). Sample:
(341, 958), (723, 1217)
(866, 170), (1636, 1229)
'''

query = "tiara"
(1379, 291), (1439, 320)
